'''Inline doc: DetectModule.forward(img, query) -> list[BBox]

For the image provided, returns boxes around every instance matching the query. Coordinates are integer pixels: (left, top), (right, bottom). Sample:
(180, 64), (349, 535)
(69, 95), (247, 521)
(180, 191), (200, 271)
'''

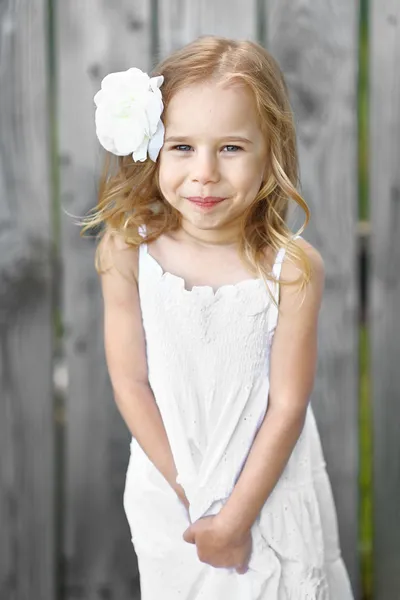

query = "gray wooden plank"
(158, 0), (259, 58)
(56, 1), (153, 597)
(0, 1), (54, 599)
(265, 1), (360, 595)
(369, 1), (400, 598)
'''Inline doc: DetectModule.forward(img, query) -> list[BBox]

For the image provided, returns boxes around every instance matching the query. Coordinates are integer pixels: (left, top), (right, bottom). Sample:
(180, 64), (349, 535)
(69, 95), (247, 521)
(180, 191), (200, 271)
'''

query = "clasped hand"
(182, 515), (252, 574)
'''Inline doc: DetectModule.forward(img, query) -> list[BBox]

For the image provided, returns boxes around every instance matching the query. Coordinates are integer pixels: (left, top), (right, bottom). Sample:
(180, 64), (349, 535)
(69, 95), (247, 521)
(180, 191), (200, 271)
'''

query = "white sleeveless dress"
(123, 225), (354, 599)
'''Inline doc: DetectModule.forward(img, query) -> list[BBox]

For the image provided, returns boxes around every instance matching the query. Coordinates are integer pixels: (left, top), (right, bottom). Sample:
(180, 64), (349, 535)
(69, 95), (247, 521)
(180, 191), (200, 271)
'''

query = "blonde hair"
(82, 36), (311, 308)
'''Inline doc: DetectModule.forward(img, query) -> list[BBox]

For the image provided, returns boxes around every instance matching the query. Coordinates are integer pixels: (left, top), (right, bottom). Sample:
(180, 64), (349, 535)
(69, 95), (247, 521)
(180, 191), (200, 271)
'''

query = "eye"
(171, 144), (243, 153)
(223, 145), (242, 152)
(173, 144), (192, 152)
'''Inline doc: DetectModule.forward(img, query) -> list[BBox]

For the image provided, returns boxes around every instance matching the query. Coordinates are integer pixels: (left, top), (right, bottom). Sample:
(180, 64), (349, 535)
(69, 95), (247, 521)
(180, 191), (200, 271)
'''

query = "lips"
(187, 196), (225, 204)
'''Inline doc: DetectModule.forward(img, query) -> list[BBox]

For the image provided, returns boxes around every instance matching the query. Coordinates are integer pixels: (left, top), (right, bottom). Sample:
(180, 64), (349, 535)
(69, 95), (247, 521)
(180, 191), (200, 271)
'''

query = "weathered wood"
(157, 0), (259, 59)
(0, 2), (54, 599)
(370, 1), (400, 598)
(265, 1), (360, 595)
(56, 1), (153, 597)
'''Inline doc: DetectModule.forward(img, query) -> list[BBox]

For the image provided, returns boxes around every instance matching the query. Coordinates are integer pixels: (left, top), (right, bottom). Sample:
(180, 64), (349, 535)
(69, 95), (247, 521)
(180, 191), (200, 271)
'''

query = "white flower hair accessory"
(94, 67), (165, 162)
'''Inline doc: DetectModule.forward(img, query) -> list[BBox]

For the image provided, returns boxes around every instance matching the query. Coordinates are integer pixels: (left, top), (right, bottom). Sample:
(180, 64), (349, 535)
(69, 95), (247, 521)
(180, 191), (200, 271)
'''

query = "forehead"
(164, 81), (262, 136)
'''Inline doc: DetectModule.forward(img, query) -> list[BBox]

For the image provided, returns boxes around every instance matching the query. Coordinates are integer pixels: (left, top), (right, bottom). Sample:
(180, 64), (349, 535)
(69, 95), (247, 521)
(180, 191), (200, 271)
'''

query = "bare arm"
(99, 230), (188, 508)
(214, 238), (325, 538)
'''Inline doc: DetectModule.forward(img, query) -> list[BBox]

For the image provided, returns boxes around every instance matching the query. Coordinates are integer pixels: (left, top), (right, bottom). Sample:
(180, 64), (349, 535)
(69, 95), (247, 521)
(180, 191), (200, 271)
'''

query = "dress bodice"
(137, 224), (296, 522)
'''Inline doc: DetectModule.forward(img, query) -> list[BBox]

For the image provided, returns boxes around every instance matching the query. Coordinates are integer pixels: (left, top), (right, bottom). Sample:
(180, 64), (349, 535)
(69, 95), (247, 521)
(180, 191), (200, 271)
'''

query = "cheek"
(230, 161), (263, 191)
(160, 155), (183, 187)
(158, 155), (173, 187)
(157, 164), (170, 200)
(158, 157), (183, 201)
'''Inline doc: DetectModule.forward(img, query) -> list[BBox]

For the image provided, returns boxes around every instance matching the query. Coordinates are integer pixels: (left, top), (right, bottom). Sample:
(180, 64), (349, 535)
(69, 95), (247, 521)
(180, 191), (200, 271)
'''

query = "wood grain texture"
(0, 1), (54, 599)
(369, 1), (400, 598)
(265, 1), (360, 595)
(157, 0), (259, 59)
(56, 1), (153, 598)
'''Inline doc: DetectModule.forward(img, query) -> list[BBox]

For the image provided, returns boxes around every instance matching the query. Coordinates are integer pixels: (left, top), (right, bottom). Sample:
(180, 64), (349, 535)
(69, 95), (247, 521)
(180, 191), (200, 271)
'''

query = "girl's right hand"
(183, 516), (252, 574)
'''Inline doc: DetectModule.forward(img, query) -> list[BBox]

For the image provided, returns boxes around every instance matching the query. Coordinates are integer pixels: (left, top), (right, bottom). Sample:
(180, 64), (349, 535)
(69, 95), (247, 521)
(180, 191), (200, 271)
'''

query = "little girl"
(84, 36), (354, 599)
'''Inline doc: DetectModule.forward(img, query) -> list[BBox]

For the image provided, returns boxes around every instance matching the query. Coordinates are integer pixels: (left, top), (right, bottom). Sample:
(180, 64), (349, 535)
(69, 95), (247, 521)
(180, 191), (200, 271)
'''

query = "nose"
(191, 149), (220, 184)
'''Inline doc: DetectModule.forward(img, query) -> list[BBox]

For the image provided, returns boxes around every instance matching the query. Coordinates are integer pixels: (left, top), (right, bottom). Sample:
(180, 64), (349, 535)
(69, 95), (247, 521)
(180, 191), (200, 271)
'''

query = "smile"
(187, 197), (225, 210)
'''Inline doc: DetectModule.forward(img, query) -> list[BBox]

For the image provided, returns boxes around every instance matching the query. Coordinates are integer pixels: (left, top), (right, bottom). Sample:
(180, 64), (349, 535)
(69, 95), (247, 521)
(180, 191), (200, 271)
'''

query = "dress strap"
(136, 225), (149, 285)
(268, 235), (303, 328)
(138, 224), (149, 258)
(138, 223), (147, 240)
(272, 234), (302, 281)
(272, 247), (287, 281)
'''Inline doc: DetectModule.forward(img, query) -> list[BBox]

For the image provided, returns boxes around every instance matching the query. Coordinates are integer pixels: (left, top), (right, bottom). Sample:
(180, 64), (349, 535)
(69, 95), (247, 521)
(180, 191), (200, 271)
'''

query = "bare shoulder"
(280, 237), (325, 309)
(295, 237), (324, 274)
(97, 228), (139, 281)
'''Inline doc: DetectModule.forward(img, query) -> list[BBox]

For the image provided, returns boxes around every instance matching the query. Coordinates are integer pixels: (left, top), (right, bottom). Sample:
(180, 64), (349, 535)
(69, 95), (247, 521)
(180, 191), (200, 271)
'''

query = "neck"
(174, 219), (241, 249)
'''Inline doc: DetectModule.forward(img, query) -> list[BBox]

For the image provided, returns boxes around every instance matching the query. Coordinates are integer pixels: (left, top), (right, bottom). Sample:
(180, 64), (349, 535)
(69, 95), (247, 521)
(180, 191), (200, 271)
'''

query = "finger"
(236, 564), (249, 575)
(182, 528), (196, 544)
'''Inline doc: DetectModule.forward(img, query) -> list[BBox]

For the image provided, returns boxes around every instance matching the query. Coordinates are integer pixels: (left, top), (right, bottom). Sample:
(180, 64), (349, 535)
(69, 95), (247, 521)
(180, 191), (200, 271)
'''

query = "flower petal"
(132, 136), (149, 162)
(96, 131), (119, 155)
(113, 115), (147, 155)
(145, 93), (164, 135)
(148, 120), (165, 162)
(100, 71), (131, 95)
(150, 75), (164, 93)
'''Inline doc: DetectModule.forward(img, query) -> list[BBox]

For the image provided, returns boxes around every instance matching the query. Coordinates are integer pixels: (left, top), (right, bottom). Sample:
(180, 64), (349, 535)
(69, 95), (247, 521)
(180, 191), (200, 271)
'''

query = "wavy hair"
(81, 36), (311, 309)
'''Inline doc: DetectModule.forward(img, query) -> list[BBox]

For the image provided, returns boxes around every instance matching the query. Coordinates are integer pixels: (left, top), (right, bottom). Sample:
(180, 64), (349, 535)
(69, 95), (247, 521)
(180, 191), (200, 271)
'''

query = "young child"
(84, 36), (354, 599)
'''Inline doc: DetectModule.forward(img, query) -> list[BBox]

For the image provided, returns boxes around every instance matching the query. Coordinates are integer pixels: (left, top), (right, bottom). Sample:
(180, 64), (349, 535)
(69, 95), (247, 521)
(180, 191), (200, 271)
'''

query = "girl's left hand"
(182, 516), (252, 574)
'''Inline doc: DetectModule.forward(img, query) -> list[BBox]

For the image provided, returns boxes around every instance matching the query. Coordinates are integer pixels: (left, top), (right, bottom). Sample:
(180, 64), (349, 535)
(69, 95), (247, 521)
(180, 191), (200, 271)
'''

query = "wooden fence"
(0, 1), (398, 599)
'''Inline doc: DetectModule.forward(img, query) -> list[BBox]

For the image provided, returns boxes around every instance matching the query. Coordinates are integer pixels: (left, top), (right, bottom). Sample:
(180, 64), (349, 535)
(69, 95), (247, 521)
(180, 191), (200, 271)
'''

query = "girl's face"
(158, 80), (268, 243)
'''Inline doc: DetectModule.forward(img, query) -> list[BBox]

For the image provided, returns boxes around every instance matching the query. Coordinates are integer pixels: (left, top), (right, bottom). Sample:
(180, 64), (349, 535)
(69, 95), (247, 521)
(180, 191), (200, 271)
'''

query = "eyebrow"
(164, 135), (254, 144)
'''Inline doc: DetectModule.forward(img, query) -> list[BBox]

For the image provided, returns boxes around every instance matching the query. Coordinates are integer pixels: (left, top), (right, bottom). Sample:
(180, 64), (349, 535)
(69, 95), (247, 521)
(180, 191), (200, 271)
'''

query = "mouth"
(187, 196), (226, 209)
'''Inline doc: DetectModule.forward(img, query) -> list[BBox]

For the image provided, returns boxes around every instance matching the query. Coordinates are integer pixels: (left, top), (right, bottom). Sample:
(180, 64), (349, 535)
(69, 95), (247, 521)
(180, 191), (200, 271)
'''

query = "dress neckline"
(142, 243), (268, 300)
(138, 224), (301, 301)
